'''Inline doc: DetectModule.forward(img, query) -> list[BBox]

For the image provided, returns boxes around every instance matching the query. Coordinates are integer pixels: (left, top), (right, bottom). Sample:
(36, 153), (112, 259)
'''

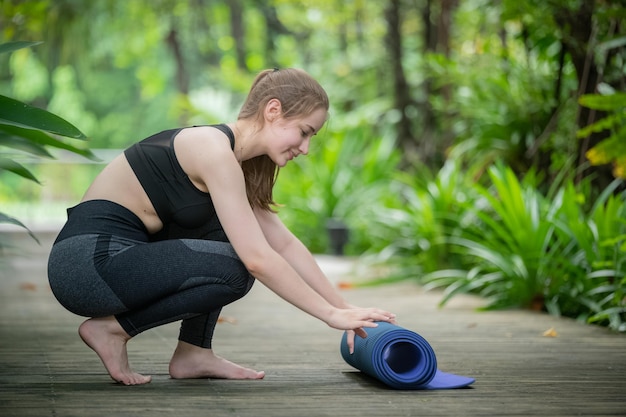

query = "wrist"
(328, 295), (351, 309)
(322, 305), (340, 326)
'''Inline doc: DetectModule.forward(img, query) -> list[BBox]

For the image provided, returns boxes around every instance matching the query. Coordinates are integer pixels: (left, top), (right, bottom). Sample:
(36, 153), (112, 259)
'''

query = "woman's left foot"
(169, 341), (265, 380)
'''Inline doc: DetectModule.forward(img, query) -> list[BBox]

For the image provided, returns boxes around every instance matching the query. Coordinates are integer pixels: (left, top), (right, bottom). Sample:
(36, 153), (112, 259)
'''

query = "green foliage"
(577, 92), (626, 178)
(0, 41), (94, 239)
(429, 42), (577, 176)
(1, 1), (623, 332)
(274, 125), (401, 254)
(444, 164), (556, 308)
(551, 181), (626, 330)
(366, 160), (473, 278)
(0, 40), (41, 54)
(377, 162), (626, 331)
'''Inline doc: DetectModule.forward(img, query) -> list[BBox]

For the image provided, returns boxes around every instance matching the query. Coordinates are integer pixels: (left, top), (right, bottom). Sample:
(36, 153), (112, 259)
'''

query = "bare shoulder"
(175, 126), (234, 161)
(174, 125), (240, 186)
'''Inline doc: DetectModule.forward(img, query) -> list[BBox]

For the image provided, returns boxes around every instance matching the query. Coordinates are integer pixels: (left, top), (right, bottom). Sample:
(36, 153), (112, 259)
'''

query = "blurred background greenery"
(0, 0), (624, 331)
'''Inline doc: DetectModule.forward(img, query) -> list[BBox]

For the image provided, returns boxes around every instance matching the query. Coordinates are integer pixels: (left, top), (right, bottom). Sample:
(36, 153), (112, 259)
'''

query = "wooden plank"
(1, 232), (625, 417)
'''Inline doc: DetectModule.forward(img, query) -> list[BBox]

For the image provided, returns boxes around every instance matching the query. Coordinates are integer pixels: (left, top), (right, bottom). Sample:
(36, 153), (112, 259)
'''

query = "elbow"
(241, 249), (275, 279)
(242, 258), (263, 277)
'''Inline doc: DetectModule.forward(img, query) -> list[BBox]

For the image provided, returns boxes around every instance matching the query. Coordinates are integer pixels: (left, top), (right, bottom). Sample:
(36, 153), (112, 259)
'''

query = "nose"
(298, 138), (310, 155)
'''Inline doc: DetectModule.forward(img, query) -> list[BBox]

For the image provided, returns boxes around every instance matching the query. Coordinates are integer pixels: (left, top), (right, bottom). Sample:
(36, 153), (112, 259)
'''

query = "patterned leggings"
(47, 200), (254, 348)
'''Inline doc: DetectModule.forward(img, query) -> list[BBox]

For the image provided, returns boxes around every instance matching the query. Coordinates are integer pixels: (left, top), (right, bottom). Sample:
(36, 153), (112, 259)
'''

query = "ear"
(264, 98), (282, 122)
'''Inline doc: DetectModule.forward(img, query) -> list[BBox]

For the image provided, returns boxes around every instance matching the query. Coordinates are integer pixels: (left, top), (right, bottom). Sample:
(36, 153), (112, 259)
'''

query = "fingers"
(347, 328), (368, 354)
(346, 308), (398, 356)
(350, 310), (395, 348)
(348, 308), (397, 329)
(329, 307), (397, 339)
(346, 330), (356, 354)
(367, 309), (396, 324)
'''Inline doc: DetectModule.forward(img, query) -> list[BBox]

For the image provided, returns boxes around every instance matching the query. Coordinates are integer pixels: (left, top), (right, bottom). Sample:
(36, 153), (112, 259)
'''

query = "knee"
(239, 274), (255, 298)
(229, 264), (255, 298)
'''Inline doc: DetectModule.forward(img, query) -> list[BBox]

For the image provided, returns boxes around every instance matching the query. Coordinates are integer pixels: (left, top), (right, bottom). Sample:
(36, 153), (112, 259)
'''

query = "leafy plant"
(368, 158), (626, 331)
(422, 162), (560, 309)
(274, 125), (401, 254)
(427, 32), (578, 179)
(380, 162), (626, 331)
(0, 41), (94, 241)
(550, 180), (626, 330)
(366, 159), (473, 278)
(577, 92), (626, 178)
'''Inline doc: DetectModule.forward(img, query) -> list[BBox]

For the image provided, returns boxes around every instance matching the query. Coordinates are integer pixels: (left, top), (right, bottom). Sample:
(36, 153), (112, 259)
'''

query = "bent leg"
(152, 216), (237, 349)
(168, 309), (264, 379)
(93, 237), (254, 336)
(97, 237), (262, 379)
(48, 202), (261, 383)
(50, 233), (257, 383)
(178, 309), (222, 348)
(49, 234), (153, 385)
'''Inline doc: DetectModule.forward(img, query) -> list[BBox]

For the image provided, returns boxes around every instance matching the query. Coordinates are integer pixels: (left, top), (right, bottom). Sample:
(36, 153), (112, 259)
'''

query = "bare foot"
(78, 317), (151, 385)
(169, 341), (265, 380)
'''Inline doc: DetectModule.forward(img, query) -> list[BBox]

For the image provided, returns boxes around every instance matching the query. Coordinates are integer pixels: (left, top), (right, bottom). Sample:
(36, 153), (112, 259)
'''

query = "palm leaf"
(0, 157), (40, 183)
(0, 124), (98, 160)
(0, 95), (86, 139)
(0, 41), (42, 55)
(0, 212), (40, 244)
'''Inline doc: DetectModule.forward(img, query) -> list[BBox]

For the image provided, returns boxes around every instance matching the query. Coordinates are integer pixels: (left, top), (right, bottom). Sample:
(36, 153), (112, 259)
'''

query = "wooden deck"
(1, 228), (625, 417)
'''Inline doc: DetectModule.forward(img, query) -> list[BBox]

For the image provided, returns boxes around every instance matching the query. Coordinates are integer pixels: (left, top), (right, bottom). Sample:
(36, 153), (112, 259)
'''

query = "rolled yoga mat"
(340, 322), (475, 390)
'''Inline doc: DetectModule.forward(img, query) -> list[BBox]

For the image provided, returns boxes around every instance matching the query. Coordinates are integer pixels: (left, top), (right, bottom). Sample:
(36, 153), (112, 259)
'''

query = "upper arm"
(175, 127), (273, 267)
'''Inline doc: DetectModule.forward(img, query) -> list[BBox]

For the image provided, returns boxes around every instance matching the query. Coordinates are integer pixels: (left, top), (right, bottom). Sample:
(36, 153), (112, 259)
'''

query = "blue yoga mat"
(340, 322), (475, 390)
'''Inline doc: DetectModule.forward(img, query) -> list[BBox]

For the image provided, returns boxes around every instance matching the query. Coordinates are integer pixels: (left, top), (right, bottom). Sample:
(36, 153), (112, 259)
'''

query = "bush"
(377, 161), (626, 332)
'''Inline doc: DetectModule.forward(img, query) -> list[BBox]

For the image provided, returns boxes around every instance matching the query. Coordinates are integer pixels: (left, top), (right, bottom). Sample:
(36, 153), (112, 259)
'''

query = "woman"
(47, 68), (396, 386)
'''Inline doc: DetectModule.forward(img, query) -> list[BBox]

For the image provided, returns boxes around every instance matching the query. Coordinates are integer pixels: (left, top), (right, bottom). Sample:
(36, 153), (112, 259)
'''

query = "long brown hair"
(238, 68), (329, 211)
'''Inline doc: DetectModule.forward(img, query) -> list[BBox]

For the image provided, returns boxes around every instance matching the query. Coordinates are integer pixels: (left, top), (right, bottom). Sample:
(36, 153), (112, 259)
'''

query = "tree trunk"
(554, 0), (613, 189)
(416, 0), (437, 167)
(166, 25), (189, 125)
(166, 27), (189, 95)
(227, 0), (247, 71)
(385, 0), (415, 165)
(437, 0), (456, 58)
(254, 0), (292, 66)
(417, 0), (458, 168)
(434, 0), (458, 165)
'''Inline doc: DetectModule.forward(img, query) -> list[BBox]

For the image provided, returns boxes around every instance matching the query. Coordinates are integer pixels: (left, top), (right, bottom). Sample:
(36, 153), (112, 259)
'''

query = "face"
(266, 105), (327, 167)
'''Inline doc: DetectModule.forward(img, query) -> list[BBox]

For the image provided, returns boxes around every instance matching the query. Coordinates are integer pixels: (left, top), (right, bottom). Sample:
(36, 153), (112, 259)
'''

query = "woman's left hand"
(345, 329), (360, 354)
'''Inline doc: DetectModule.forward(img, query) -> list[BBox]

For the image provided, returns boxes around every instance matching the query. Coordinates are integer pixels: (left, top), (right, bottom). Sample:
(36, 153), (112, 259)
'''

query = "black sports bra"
(123, 124), (235, 231)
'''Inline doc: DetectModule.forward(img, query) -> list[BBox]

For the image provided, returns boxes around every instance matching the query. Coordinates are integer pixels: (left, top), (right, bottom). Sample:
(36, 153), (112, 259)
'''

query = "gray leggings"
(47, 200), (254, 348)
